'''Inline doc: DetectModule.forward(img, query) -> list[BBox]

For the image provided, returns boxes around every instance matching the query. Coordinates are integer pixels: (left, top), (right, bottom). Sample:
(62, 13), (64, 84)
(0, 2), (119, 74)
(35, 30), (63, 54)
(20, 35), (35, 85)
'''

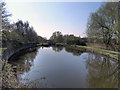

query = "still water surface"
(9, 47), (118, 88)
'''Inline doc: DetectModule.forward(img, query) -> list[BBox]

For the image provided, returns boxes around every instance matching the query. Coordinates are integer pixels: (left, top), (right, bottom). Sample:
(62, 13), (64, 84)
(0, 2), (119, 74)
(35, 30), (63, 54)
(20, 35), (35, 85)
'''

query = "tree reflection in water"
(65, 47), (84, 56)
(86, 53), (118, 88)
(9, 47), (48, 88)
(52, 46), (64, 52)
(8, 47), (118, 88)
(9, 47), (39, 75)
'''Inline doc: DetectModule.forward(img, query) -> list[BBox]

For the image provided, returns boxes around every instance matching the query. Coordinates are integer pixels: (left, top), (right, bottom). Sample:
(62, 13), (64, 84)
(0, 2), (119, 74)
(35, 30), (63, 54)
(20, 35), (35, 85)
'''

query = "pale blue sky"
(6, 2), (102, 39)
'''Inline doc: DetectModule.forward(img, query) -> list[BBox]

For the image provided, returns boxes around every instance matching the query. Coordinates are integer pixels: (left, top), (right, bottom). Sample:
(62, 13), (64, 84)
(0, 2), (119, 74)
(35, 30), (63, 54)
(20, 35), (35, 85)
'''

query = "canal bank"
(1, 60), (26, 88)
(65, 45), (119, 62)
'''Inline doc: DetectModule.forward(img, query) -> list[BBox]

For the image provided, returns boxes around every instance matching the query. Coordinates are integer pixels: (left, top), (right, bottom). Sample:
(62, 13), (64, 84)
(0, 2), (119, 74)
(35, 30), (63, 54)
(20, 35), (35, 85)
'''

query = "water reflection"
(8, 47), (118, 88)
(52, 46), (63, 52)
(65, 47), (83, 56)
(86, 53), (118, 88)
(9, 47), (38, 74)
(52, 46), (83, 56)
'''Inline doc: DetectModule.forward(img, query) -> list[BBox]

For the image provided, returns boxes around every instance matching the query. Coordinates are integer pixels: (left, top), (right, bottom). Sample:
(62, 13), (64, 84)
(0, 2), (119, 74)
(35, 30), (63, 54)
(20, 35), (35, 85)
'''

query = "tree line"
(49, 31), (87, 46)
(1, 1), (46, 48)
(86, 2), (120, 50)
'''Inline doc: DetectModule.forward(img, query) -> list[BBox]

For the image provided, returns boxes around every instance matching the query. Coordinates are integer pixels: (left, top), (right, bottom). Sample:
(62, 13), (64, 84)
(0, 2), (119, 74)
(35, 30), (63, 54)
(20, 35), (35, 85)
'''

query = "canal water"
(9, 47), (118, 88)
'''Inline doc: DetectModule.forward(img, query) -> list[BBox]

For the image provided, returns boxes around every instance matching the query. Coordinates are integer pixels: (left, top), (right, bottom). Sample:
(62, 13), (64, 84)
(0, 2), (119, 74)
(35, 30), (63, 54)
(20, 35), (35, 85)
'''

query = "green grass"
(37, 43), (48, 46)
(56, 43), (60, 44)
(43, 43), (48, 45)
(96, 49), (119, 56)
(37, 43), (42, 46)
(56, 43), (63, 45)
(72, 45), (119, 57)
(87, 46), (120, 53)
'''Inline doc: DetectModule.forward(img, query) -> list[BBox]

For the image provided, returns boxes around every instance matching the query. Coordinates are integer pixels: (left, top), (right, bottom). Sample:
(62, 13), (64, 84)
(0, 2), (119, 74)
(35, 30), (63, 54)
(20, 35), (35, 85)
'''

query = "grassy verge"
(56, 43), (64, 46)
(77, 45), (119, 56)
(70, 45), (119, 60)
(37, 43), (48, 46)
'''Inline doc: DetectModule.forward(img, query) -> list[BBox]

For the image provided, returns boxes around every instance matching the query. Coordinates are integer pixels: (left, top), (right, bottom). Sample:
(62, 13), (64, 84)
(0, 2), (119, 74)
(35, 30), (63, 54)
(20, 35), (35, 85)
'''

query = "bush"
(66, 37), (86, 46)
